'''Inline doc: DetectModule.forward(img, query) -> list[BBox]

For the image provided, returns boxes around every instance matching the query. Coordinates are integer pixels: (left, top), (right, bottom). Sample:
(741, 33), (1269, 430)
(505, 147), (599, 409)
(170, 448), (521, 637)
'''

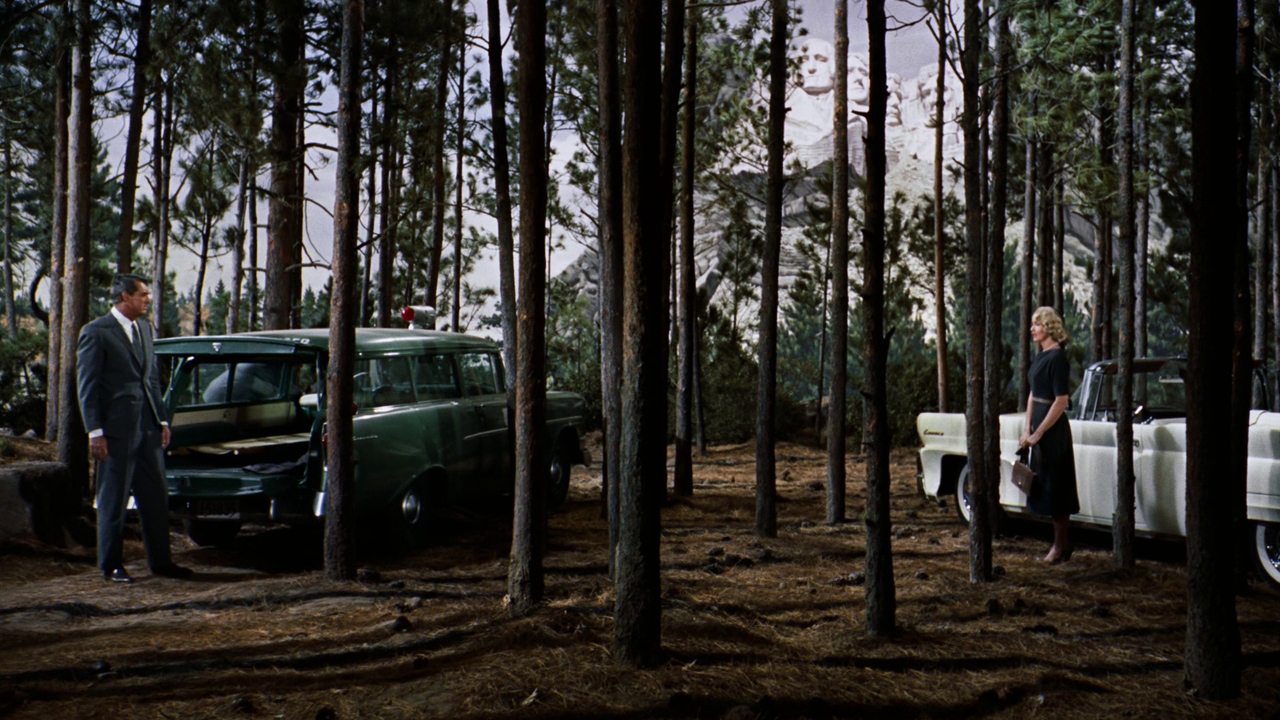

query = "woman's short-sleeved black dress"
(1026, 348), (1080, 517)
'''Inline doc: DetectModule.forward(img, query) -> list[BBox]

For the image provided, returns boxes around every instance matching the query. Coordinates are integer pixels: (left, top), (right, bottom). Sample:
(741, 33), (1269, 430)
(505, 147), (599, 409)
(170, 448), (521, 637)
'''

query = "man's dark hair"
(111, 273), (150, 301)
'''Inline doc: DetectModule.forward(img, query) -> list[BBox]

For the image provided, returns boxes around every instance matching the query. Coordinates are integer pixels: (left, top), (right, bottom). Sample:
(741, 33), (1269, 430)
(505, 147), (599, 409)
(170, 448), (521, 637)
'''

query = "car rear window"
(172, 359), (316, 408)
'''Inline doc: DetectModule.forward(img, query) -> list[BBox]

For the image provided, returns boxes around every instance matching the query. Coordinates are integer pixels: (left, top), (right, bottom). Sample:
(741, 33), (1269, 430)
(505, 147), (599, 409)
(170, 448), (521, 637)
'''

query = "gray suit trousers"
(96, 412), (172, 572)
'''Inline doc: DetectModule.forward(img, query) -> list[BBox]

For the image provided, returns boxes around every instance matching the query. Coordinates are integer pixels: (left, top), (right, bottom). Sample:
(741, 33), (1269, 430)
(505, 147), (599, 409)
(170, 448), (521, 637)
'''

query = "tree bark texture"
(229, 156), (249, 333)
(452, 48), (465, 332)
(933, 1), (949, 414)
(982, 3), (1010, 564)
(827, 0), (849, 524)
(863, 0), (895, 635)
(1231, 0), (1256, 592)
(1256, 80), (1272, 377)
(117, 0), (151, 275)
(756, 0), (787, 539)
(150, 87), (172, 337)
(325, 0), (363, 582)
(1055, 177), (1066, 318)
(489, 0), (517, 394)
(595, 0), (624, 572)
(674, 7), (698, 498)
(508, 0), (549, 617)
(4, 129), (16, 339)
(264, 0), (305, 330)
(427, 10), (454, 320)
(1184, 0), (1242, 699)
(614, 0), (665, 667)
(1019, 137), (1034, 405)
(1114, 0), (1137, 570)
(376, 48), (398, 329)
(45, 38), (69, 442)
(56, 0), (92, 498)
(1036, 142), (1053, 310)
(962, 0), (989, 585)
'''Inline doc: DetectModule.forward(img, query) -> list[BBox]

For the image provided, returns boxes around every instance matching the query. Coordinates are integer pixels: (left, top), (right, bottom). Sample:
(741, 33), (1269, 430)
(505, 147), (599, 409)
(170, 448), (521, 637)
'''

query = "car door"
(350, 355), (422, 511)
(456, 351), (510, 497)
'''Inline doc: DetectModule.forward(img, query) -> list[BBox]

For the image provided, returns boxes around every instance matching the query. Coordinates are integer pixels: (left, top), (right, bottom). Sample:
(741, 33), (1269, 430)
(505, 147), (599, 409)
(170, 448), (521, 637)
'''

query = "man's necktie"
(131, 322), (144, 361)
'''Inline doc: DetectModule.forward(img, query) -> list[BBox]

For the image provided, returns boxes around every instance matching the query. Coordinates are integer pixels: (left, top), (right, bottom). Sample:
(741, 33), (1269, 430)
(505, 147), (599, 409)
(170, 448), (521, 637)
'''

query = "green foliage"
(0, 326), (48, 435)
(546, 279), (601, 430)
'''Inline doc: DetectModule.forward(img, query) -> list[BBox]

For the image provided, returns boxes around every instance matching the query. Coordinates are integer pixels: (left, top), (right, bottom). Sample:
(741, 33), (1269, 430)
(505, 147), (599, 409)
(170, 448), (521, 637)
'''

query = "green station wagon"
(156, 328), (590, 547)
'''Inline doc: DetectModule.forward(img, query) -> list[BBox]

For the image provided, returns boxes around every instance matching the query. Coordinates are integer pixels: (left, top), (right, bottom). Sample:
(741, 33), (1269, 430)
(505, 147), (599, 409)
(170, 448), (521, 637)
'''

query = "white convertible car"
(917, 357), (1280, 588)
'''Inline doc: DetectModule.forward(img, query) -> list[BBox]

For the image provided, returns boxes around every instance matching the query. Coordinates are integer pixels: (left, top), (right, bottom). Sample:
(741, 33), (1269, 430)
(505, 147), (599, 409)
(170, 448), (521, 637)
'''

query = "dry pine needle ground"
(1, 436), (1279, 719)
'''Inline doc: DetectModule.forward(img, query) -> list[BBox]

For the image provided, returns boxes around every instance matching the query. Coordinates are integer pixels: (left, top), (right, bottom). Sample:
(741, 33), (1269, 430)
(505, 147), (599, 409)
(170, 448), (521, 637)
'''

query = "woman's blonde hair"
(1033, 306), (1070, 344)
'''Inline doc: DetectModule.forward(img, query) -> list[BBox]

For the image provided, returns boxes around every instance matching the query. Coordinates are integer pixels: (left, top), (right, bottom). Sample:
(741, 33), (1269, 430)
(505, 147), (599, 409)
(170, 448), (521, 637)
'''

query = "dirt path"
(2, 442), (1279, 719)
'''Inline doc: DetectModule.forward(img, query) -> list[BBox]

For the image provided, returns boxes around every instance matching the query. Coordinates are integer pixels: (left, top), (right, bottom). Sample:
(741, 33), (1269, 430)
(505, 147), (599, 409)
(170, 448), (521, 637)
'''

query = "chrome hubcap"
(401, 489), (422, 525)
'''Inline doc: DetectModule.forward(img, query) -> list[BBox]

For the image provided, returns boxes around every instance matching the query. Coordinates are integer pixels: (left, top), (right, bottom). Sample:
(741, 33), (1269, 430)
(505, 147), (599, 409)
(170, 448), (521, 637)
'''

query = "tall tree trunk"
(3, 128), (16, 339)
(1231, 0), (1256, 592)
(658, 0), (684, 246)
(1256, 80), (1272, 381)
(827, 0), (850, 524)
(1114, 0), (1137, 570)
(192, 215), (213, 335)
(1036, 143), (1053, 309)
(755, 0), (786, 539)
(326, 0), (363, 582)
(248, 169), (260, 330)
(962, 0), (989, 585)
(1019, 136), (1034, 404)
(56, 0), (93, 499)
(375, 49), (397, 328)
(117, 0), (151, 275)
(229, 156), (249, 333)
(360, 90), (377, 327)
(982, 0), (1010, 568)
(933, 0), (949, 413)
(864, 0), (895, 635)
(264, 0), (305, 330)
(508, 0), (548, 617)
(1055, 176), (1065, 317)
(427, 9), (454, 320)
(614, 0), (664, 667)
(45, 37), (70, 442)
(673, 7), (698, 498)
(1136, 101), (1149, 362)
(488, 0), (517, 393)
(151, 86), (172, 336)
(1185, 0), (1242, 699)
(451, 50), (465, 332)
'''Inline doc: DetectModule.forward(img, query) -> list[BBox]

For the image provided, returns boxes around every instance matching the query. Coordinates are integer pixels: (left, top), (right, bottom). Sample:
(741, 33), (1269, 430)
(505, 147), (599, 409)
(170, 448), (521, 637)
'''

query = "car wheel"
(1254, 522), (1280, 589)
(392, 480), (431, 550)
(547, 451), (571, 511)
(955, 463), (973, 526)
(184, 518), (241, 547)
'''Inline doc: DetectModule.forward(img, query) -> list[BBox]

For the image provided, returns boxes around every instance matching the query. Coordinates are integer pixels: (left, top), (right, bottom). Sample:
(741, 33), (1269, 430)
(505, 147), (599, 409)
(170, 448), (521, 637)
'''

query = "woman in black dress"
(1021, 306), (1080, 563)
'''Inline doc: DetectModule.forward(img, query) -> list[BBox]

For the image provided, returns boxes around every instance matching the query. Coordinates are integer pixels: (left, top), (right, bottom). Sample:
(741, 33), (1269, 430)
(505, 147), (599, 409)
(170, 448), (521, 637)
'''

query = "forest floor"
(2, 435), (1280, 720)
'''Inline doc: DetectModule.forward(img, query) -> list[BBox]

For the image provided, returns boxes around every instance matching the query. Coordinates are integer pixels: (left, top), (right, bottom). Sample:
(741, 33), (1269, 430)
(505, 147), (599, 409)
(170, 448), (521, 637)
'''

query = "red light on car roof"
(401, 306), (415, 323)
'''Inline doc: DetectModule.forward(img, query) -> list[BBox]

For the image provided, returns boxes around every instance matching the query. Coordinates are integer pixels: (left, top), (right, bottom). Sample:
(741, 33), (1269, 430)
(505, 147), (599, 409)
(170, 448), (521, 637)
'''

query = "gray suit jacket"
(77, 314), (168, 441)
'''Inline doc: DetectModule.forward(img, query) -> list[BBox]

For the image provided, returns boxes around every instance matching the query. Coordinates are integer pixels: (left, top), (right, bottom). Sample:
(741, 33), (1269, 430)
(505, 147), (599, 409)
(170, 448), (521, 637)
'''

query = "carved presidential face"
(798, 39), (835, 95)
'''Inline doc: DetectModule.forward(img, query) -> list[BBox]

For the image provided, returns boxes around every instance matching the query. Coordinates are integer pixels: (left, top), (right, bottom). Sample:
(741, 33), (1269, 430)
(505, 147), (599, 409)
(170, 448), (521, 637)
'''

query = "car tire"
(956, 463), (973, 526)
(1254, 522), (1280, 589)
(547, 450), (571, 511)
(184, 518), (241, 547)
(391, 479), (432, 550)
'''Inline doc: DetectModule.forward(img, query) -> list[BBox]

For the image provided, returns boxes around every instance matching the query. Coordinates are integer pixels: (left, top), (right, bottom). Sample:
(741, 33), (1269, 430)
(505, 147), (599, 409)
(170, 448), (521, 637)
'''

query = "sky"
(94, 0), (941, 332)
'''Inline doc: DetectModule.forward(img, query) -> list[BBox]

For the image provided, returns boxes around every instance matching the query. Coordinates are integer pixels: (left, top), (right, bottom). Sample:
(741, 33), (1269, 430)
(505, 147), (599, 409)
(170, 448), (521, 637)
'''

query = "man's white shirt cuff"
(88, 429), (103, 438)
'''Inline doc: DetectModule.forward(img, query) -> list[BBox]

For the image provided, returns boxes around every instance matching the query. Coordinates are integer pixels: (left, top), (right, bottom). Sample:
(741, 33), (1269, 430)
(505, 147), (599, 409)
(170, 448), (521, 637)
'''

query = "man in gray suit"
(78, 274), (191, 583)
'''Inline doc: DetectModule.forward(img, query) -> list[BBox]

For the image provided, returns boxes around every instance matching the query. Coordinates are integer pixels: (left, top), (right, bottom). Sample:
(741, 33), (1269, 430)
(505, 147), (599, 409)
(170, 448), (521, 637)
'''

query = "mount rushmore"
(556, 38), (1104, 331)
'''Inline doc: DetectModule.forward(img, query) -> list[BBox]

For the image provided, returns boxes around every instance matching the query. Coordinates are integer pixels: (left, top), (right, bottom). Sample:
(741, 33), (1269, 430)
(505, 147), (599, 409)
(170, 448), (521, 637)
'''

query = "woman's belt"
(1031, 397), (1053, 405)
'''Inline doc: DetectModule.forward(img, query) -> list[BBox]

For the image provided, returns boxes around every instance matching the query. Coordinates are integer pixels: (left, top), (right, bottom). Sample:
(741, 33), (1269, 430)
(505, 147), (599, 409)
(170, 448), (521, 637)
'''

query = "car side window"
(459, 352), (500, 397)
(354, 356), (415, 407)
(412, 353), (459, 400)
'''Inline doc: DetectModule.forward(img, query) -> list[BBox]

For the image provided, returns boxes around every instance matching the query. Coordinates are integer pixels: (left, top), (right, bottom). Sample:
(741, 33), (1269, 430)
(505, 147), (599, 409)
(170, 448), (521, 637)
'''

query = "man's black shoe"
(104, 567), (133, 584)
(151, 563), (193, 580)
